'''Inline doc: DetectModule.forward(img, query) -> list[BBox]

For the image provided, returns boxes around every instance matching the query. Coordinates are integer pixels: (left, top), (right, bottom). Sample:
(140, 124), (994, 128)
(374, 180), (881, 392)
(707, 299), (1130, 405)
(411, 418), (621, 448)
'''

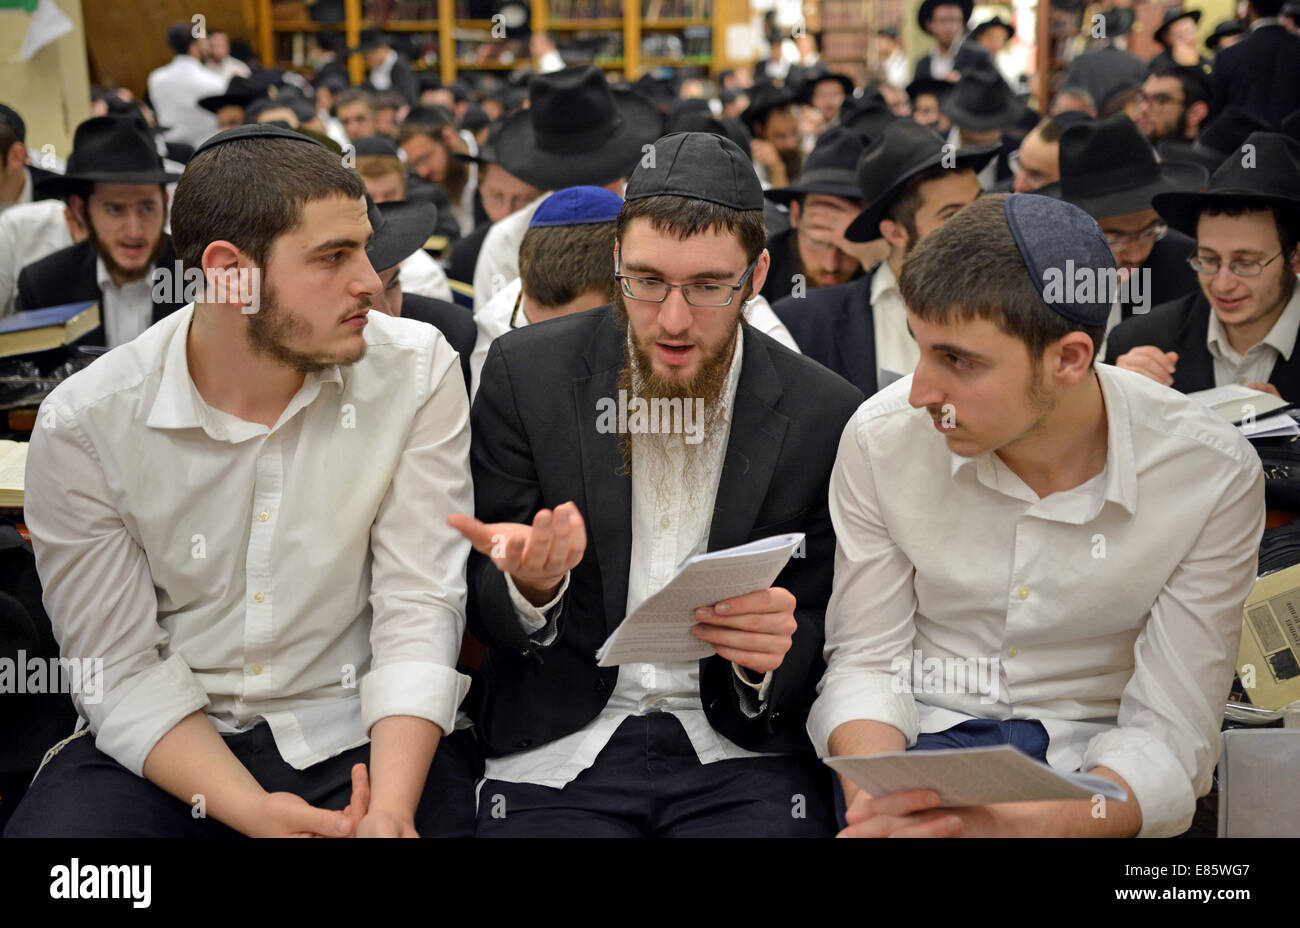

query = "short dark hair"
(1251, 0), (1285, 16)
(167, 22), (195, 56)
(170, 137), (366, 272)
(519, 221), (617, 308)
(886, 164), (976, 239)
(335, 89), (374, 112)
(0, 123), (20, 165)
(615, 195), (766, 267)
(1200, 200), (1300, 262)
(899, 193), (1106, 365)
(371, 91), (406, 113)
(1147, 63), (1211, 109)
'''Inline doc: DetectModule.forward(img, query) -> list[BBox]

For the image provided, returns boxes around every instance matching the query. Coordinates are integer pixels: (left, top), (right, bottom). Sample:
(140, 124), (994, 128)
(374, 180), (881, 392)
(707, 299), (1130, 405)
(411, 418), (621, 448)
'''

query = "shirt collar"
(871, 259), (900, 303)
(948, 366), (1137, 519)
(146, 303), (344, 440)
(1206, 287), (1300, 362)
(1251, 17), (1280, 29)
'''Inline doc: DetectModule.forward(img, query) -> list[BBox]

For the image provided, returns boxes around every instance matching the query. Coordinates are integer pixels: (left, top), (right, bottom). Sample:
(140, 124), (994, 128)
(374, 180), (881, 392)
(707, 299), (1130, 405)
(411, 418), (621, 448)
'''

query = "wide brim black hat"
(1153, 131), (1300, 236)
(493, 66), (662, 190)
(845, 120), (997, 241)
(940, 71), (1030, 131)
(1205, 19), (1245, 50)
(198, 76), (265, 113)
(365, 196), (439, 272)
(906, 76), (953, 101)
(1037, 114), (1208, 218)
(970, 16), (1015, 41)
(765, 167), (861, 205)
(765, 126), (871, 205)
(1154, 8), (1201, 46)
(40, 115), (181, 198)
(795, 66), (855, 102)
(741, 83), (802, 129)
(1156, 104), (1273, 174)
(918, 0), (972, 33)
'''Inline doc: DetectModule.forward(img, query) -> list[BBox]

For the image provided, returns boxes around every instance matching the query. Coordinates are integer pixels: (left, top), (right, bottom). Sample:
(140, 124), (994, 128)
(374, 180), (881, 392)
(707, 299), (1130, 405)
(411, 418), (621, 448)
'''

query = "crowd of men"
(1, 0), (1299, 838)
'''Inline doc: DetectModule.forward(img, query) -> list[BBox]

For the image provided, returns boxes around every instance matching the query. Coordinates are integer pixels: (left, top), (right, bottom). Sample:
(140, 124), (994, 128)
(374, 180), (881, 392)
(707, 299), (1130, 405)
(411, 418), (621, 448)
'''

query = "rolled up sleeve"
(1083, 458), (1265, 837)
(807, 412), (921, 757)
(25, 403), (210, 777)
(364, 339), (474, 736)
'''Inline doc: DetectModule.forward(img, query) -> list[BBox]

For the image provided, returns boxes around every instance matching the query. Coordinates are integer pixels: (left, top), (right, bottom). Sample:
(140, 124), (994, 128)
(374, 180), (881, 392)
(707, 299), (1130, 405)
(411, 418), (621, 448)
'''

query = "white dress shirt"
(206, 56), (251, 82)
(25, 304), (473, 777)
(484, 327), (773, 788)
(398, 248), (453, 303)
(0, 198), (72, 317)
(468, 278), (801, 401)
(472, 192), (551, 311)
(95, 257), (156, 348)
(1206, 288), (1300, 389)
(147, 55), (227, 149)
(808, 364), (1265, 837)
(869, 261), (920, 385)
(367, 49), (398, 91)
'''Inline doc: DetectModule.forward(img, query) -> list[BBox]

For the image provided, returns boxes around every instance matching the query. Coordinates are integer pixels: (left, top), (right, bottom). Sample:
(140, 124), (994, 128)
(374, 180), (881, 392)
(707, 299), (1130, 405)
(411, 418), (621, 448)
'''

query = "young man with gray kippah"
(812, 192), (1265, 838)
(448, 131), (864, 837)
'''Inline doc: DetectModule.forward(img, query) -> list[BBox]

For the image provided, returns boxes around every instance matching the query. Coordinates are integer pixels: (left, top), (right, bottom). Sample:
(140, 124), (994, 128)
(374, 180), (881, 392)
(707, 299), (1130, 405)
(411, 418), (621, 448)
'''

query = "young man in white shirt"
(4, 124), (479, 838)
(146, 22), (228, 150)
(810, 192), (1265, 838)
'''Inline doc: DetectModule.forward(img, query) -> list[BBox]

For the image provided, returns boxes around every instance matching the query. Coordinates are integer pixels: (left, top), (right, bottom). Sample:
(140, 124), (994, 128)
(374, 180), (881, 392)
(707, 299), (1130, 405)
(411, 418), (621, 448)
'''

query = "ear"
(787, 199), (801, 227)
(7, 141), (25, 171)
(200, 239), (249, 307)
(1052, 331), (1097, 385)
(879, 216), (909, 253)
(747, 247), (771, 300)
(1186, 100), (1209, 133)
(67, 193), (87, 223)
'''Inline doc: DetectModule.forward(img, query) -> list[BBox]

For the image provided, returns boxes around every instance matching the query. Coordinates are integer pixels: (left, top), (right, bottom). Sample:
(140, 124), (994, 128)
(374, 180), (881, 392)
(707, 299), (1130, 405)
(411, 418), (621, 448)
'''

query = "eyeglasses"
(1135, 92), (1184, 108)
(615, 254), (759, 307)
(1102, 221), (1167, 249)
(1187, 250), (1284, 278)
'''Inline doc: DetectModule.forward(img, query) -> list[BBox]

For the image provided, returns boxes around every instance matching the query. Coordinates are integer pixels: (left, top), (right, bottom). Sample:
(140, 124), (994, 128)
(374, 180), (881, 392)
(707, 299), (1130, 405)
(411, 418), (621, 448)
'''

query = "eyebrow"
(1197, 246), (1270, 257)
(621, 261), (736, 280)
(309, 234), (372, 254)
(906, 320), (992, 362)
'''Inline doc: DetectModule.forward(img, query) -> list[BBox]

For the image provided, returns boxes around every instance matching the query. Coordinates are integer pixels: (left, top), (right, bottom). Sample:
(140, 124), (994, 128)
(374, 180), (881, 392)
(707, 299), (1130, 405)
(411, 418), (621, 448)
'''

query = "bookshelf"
(816, 0), (904, 89)
(257, 0), (742, 85)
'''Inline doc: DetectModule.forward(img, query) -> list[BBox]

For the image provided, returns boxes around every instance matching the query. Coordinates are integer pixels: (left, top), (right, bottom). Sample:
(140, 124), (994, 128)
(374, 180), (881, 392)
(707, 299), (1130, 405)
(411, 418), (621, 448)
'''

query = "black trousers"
(3, 723), (482, 838)
(475, 712), (836, 837)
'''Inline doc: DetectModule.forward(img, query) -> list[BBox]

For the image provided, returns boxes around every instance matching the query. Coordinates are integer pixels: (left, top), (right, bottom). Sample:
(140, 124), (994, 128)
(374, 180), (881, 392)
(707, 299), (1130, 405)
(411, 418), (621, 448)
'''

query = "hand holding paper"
(693, 586), (798, 675)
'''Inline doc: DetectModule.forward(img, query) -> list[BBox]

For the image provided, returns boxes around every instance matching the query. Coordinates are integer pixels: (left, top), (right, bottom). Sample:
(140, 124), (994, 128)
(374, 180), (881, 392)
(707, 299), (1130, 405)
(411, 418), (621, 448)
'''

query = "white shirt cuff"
(506, 571), (571, 639)
(1083, 726), (1198, 837)
(731, 663), (773, 701)
(807, 670), (920, 759)
(92, 652), (212, 778)
(360, 660), (472, 737)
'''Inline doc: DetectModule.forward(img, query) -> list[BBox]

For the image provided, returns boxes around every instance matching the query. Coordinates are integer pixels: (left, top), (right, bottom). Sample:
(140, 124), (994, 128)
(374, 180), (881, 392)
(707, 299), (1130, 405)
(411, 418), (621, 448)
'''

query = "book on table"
(0, 302), (99, 359)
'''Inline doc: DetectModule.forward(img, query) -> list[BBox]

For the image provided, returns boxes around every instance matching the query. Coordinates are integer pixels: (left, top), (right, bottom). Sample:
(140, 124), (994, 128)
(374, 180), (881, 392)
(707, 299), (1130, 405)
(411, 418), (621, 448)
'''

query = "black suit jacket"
(1121, 228), (1198, 322)
(913, 40), (994, 82)
(1210, 24), (1300, 127)
(14, 238), (187, 347)
(401, 292), (475, 390)
(467, 307), (865, 757)
(363, 56), (420, 107)
(448, 220), (492, 287)
(1104, 290), (1300, 401)
(773, 269), (879, 397)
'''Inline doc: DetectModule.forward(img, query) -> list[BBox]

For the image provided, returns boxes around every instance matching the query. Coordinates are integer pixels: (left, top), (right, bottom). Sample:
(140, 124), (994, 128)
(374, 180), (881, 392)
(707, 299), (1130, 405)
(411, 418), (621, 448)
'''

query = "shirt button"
(660, 516), (671, 529)
(1008, 646), (1019, 658)
(1236, 377), (1248, 385)
(253, 591), (265, 603)
(258, 511), (270, 522)
(251, 663), (263, 675)
(1016, 585), (1030, 600)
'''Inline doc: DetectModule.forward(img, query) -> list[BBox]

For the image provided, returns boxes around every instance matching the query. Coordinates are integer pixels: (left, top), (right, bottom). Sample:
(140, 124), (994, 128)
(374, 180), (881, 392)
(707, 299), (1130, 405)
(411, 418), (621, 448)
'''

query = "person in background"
(147, 21), (227, 149)
(1149, 9), (1212, 72)
(1135, 64), (1210, 147)
(205, 30), (252, 82)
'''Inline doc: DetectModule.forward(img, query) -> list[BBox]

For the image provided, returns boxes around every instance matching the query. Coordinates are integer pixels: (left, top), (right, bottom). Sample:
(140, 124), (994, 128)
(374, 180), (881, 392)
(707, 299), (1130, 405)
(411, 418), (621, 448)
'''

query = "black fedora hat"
(906, 76), (953, 102)
(795, 64), (856, 102)
(741, 82), (801, 130)
(940, 69), (1029, 132)
(40, 115), (181, 198)
(1154, 8), (1201, 46)
(917, 0), (972, 33)
(838, 95), (897, 139)
(1037, 114), (1206, 218)
(970, 15), (1015, 42)
(765, 127), (871, 205)
(493, 65), (661, 190)
(1205, 19), (1245, 50)
(844, 119), (997, 241)
(1157, 105), (1272, 174)
(365, 194), (439, 272)
(1153, 132), (1300, 236)
(198, 76), (265, 114)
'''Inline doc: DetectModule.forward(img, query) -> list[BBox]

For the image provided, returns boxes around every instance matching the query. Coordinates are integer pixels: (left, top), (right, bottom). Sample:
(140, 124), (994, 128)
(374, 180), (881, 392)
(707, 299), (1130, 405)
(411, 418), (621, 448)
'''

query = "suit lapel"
(572, 319), (634, 636)
(1175, 294), (1215, 393)
(837, 272), (877, 396)
(708, 327), (790, 552)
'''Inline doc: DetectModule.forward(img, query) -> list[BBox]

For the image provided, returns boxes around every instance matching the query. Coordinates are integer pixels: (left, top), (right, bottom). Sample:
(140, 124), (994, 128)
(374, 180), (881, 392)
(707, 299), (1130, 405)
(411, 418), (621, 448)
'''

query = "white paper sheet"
(1239, 412), (1300, 438)
(595, 533), (804, 667)
(825, 745), (1128, 807)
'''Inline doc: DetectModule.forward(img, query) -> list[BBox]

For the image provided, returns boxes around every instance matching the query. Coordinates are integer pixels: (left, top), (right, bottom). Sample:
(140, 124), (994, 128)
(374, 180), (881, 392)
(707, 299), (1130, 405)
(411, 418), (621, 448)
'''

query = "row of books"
(546, 0), (625, 20)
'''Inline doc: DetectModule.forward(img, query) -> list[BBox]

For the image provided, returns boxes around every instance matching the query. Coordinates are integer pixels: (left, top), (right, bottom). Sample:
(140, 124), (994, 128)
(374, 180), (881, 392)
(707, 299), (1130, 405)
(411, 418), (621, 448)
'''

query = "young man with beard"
(397, 110), (475, 237)
(742, 85), (805, 189)
(4, 125), (480, 838)
(774, 119), (995, 396)
(1106, 132), (1300, 401)
(447, 132), (864, 837)
(812, 193), (1265, 837)
(1134, 64), (1211, 148)
(14, 116), (188, 348)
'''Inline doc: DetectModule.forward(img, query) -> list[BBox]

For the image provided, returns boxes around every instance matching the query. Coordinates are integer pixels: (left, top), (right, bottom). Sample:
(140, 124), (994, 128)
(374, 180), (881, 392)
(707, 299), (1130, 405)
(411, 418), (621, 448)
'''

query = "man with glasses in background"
(1039, 116), (1207, 352)
(447, 132), (863, 836)
(1134, 64), (1211, 147)
(1106, 133), (1300, 401)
